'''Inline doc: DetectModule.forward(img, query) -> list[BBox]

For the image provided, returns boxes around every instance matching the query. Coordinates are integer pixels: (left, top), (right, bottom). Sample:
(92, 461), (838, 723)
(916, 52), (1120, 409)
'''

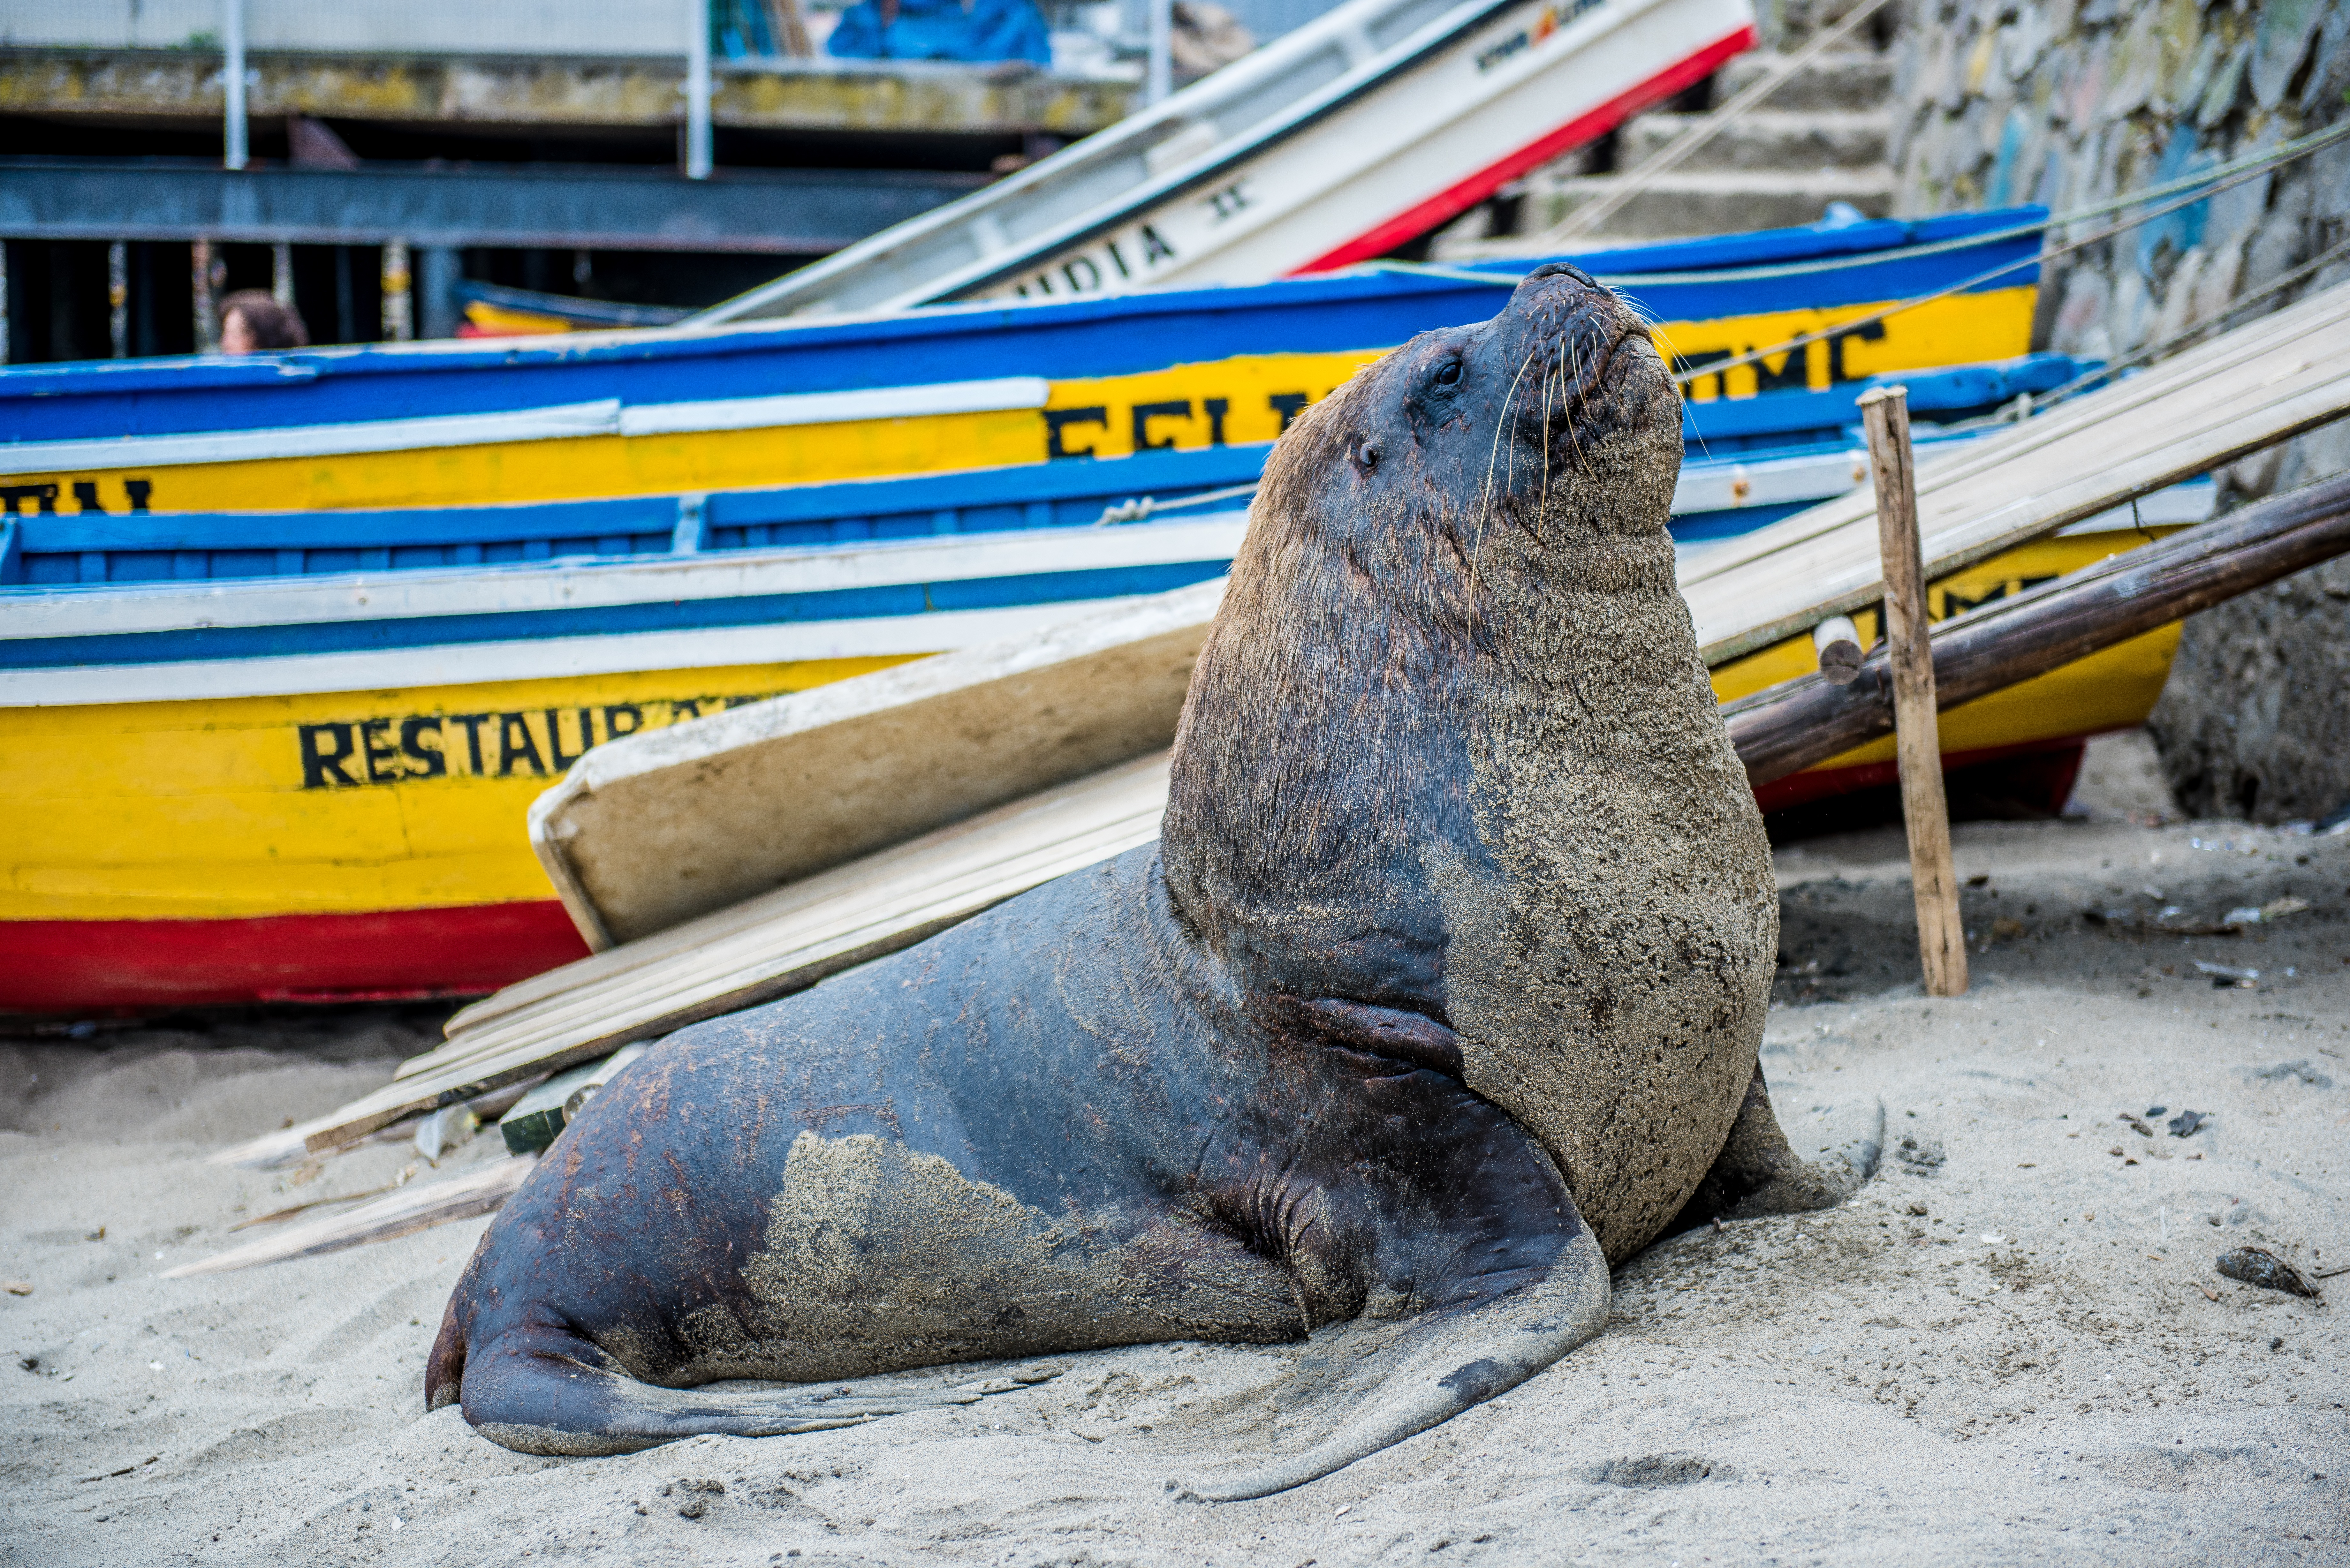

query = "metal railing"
(7, 0), (711, 179)
(0, 0), (693, 56)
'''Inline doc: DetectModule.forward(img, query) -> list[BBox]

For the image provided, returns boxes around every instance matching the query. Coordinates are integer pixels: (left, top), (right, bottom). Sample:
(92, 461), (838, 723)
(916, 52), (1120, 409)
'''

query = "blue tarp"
(826, 0), (1051, 64)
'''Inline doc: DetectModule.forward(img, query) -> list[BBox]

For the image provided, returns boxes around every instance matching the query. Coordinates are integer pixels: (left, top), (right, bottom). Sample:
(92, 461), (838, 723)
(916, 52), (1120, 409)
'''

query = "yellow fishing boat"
(4, 210), (2117, 1011)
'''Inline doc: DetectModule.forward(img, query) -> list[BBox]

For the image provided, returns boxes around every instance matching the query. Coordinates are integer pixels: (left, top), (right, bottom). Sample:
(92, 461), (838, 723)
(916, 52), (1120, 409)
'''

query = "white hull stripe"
(0, 515), (1251, 639)
(0, 377), (1051, 474)
(0, 599), (1145, 708)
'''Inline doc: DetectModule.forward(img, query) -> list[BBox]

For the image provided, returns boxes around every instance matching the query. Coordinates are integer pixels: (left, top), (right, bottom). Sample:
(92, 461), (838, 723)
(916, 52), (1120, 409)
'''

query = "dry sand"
(6, 738), (2349, 1566)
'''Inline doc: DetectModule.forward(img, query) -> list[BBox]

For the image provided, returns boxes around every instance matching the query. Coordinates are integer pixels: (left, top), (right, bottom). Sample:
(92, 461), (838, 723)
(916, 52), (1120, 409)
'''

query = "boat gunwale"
(0, 208), (2049, 414)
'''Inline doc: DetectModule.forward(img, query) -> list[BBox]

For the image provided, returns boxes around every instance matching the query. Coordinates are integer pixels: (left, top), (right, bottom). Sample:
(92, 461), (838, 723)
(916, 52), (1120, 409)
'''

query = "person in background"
(218, 290), (309, 354)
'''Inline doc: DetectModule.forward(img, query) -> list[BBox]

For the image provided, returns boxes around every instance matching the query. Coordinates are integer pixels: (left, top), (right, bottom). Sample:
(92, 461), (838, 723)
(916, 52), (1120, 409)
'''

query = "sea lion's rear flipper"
(1180, 1224), (1611, 1502)
(449, 1319), (1056, 1457)
(1672, 1063), (1884, 1230)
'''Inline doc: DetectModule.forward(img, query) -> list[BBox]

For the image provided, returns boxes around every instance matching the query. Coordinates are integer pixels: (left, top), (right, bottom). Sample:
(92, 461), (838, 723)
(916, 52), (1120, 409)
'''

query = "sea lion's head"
(1168, 265), (1774, 1263)
(1249, 260), (1684, 617)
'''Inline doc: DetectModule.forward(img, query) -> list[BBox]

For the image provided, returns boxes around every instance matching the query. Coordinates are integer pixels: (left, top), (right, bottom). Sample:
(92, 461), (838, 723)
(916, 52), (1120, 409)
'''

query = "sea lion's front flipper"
(1672, 1063), (1885, 1230)
(446, 1317), (1057, 1457)
(1182, 1224), (1610, 1502)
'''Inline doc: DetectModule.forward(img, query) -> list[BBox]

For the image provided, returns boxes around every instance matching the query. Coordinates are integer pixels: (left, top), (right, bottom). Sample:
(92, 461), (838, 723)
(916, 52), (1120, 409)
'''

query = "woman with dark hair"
(218, 290), (310, 354)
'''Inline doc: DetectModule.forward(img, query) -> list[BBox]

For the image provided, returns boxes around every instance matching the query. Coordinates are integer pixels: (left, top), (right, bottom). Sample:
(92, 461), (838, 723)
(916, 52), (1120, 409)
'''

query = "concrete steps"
(1716, 49), (1894, 111)
(1514, 168), (1896, 242)
(1434, 44), (1899, 254)
(1617, 108), (1890, 171)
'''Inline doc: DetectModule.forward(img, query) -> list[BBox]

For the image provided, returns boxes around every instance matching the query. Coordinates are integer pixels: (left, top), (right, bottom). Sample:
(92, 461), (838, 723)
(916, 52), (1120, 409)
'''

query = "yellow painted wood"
(1041, 352), (1386, 455)
(0, 655), (918, 922)
(5, 411), (1053, 515)
(462, 303), (574, 336)
(1657, 288), (2036, 401)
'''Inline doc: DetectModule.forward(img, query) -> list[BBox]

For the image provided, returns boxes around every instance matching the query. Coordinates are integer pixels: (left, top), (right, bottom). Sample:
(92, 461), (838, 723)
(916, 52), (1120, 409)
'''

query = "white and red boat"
(698, 0), (1757, 320)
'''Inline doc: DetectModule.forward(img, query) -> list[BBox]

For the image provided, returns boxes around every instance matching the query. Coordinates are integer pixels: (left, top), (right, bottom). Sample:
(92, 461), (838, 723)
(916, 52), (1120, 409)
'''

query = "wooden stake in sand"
(1859, 386), (1967, 998)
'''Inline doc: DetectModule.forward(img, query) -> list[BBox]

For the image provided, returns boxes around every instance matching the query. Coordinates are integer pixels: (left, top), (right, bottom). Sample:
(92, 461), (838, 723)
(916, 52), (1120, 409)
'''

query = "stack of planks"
(187, 283), (2350, 1270)
(216, 753), (1171, 1166)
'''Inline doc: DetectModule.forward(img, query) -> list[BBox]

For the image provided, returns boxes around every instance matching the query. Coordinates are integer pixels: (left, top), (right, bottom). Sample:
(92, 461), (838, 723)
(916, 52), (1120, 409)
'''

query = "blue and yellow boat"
(5, 207), (2158, 1012)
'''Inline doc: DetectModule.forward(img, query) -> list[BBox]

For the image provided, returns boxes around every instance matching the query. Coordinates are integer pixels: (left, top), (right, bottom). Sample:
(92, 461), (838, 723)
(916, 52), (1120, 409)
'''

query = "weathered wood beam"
(1860, 385), (1967, 996)
(1725, 470), (2350, 787)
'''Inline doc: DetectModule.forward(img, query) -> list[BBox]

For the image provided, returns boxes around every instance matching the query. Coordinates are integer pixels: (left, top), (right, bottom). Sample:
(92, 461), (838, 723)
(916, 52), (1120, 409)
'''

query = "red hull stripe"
(1294, 22), (1761, 277)
(0, 903), (591, 1014)
(1750, 737), (2088, 817)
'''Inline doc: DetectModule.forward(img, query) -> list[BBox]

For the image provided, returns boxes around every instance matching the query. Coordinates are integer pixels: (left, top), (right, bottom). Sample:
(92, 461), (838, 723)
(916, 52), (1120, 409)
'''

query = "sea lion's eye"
(1432, 358), (1462, 388)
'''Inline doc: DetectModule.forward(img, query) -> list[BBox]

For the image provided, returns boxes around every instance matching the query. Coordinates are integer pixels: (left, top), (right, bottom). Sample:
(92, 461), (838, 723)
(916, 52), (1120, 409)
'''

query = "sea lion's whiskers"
(1470, 345), (1543, 619)
(1536, 339), (1558, 545)
(1551, 331), (1588, 515)
(1609, 285), (1660, 326)
(1647, 320), (1713, 462)
(1555, 334), (1593, 484)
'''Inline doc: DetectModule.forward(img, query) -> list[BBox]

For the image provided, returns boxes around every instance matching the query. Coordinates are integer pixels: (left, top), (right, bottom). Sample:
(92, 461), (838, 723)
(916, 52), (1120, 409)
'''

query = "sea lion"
(426, 262), (1876, 1496)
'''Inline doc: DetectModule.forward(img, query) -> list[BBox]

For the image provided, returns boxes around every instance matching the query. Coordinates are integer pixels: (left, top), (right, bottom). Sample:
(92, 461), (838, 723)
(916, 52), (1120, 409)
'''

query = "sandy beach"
(6, 752), (2348, 1566)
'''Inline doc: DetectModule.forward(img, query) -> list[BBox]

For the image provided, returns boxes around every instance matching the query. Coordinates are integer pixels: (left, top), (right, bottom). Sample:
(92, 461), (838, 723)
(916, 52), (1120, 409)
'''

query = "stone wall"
(2147, 554), (2350, 824)
(1892, 0), (2349, 366)
(1889, 0), (2350, 825)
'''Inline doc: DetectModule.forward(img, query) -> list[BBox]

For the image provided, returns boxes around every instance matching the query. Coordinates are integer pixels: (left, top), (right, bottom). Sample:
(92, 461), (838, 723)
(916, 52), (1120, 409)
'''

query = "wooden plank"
(1686, 280), (2350, 665)
(221, 752), (1170, 1159)
(1861, 386), (1966, 998)
(427, 809), (1164, 1086)
(204, 1076), (542, 1171)
(423, 805), (1165, 1088)
(446, 746), (1168, 1040)
(531, 578), (1222, 949)
(164, 1156), (535, 1277)
(428, 752), (1168, 1070)
(1725, 470), (2350, 782)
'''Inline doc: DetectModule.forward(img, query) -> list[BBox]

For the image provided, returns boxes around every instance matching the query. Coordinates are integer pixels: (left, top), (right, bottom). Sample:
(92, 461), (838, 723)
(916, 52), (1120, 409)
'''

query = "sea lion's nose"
(1526, 261), (1598, 289)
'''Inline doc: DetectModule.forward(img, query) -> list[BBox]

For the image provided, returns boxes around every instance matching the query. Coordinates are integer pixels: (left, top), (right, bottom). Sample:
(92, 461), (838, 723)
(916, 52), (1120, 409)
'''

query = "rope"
(1090, 479), (1262, 526)
(1357, 117), (2350, 292)
(1531, 0), (1899, 246)
(2024, 232), (2350, 414)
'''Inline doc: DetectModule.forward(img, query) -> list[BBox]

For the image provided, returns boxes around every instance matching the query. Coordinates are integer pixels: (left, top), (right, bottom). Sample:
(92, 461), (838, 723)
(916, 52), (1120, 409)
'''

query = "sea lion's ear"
(1352, 439), (1381, 473)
